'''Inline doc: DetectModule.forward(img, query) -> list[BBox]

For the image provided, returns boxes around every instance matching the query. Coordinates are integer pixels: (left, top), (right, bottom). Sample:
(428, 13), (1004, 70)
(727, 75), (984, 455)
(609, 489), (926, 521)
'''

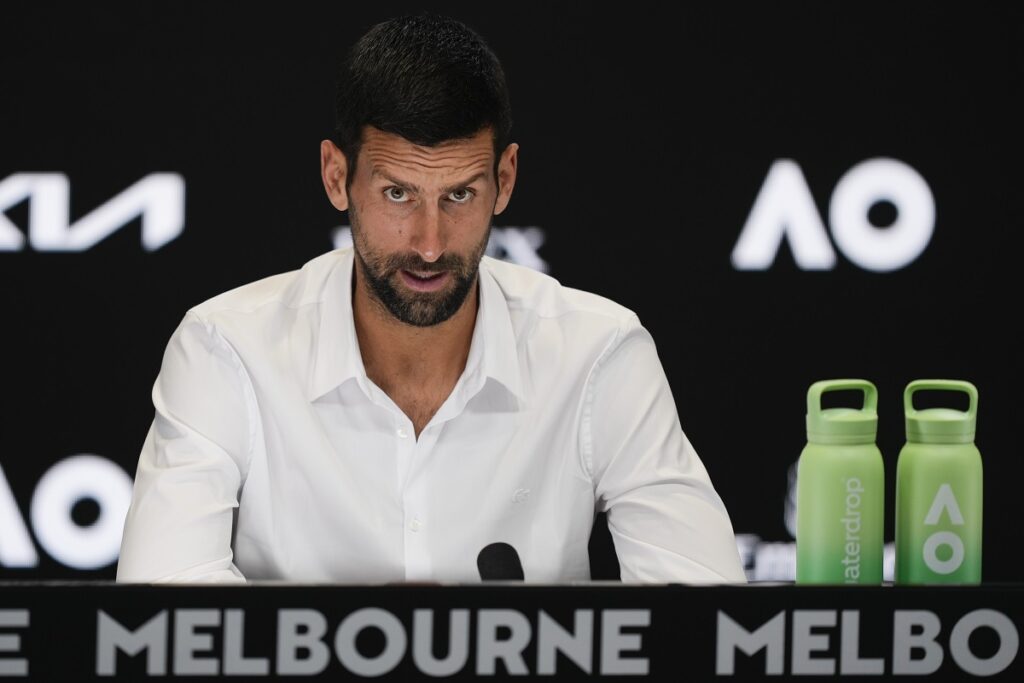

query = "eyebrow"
(371, 169), (488, 195)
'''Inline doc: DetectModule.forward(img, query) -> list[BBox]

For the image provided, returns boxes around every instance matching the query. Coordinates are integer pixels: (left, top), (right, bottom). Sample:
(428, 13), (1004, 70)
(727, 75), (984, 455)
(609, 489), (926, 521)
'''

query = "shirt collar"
(474, 256), (525, 405)
(307, 250), (524, 407)
(308, 249), (366, 402)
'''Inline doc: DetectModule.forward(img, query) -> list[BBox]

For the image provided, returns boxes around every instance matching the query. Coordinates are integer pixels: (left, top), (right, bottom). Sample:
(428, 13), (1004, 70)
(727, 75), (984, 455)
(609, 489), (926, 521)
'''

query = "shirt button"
(409, 518), (422, 532)
(397, 427), (409, 439)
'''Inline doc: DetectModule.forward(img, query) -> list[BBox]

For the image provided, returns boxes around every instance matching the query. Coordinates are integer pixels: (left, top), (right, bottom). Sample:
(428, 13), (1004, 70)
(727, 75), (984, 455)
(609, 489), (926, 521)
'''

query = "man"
(117, 13), (745, 584)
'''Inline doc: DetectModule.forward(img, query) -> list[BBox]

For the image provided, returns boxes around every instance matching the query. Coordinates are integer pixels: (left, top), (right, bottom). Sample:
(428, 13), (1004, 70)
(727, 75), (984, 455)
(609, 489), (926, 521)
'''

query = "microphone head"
(477, 542), (524, 581)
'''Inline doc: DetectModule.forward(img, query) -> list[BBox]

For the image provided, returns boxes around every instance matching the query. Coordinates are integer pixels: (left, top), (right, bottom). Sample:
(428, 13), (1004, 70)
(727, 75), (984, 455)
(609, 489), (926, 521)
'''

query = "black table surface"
(1, 581), (1021, 681)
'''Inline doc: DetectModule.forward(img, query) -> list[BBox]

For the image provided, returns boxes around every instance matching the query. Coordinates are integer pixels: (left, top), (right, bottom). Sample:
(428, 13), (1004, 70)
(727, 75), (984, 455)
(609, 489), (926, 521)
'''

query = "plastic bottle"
(796, 379), (884, 584)
(895, 380), (982, 584)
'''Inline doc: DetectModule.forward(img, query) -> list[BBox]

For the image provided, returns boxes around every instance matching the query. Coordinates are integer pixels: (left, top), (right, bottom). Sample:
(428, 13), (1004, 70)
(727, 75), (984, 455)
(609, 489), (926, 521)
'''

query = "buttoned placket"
(357, 377), (430, 578)
(352, 305), (490, 580)
(385, 370), (486, 581)
(397, 416), (445, 580)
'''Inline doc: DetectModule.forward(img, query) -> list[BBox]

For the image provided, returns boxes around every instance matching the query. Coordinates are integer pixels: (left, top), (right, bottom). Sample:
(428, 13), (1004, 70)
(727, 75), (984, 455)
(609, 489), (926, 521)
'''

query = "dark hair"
(333, 13), (513, 180)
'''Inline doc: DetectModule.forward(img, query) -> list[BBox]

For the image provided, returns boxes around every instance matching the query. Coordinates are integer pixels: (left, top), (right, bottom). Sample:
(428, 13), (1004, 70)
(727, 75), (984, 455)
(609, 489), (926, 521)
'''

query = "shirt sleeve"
(583, 316), (746, 584)
(116, 312), (252, 583)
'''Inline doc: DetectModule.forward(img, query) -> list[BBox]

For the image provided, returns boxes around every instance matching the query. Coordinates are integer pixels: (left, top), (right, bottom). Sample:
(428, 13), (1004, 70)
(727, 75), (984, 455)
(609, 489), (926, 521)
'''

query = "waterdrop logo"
(331, 226), (549, 273)
(732, 158), (935, 272)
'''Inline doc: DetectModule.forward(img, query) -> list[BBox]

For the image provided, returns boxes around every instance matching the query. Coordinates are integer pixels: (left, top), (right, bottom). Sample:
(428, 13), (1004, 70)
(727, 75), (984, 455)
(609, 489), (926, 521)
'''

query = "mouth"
(399, 269), (451, 292)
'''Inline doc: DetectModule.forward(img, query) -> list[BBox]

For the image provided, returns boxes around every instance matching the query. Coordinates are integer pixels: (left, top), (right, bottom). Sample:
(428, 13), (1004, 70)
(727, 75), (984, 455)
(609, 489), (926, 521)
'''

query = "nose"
(409, 202), (445, 263)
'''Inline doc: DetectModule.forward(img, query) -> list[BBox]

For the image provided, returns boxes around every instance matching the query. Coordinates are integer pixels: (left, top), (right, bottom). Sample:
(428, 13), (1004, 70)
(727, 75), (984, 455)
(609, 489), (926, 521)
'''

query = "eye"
(447, 188), (474, 203)
(384, 187), (410, 203)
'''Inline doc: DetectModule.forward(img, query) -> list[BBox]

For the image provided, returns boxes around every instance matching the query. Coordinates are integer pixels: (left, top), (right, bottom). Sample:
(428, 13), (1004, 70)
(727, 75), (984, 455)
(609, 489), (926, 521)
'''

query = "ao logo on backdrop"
(732, 158), (935, 272)
(0, 455), (133, 569)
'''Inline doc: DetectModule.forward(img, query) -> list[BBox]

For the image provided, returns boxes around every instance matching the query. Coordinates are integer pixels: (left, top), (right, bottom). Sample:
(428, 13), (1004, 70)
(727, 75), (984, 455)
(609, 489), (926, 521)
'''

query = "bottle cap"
(904, 380), (977, 444)
(806, 379), (878, 445)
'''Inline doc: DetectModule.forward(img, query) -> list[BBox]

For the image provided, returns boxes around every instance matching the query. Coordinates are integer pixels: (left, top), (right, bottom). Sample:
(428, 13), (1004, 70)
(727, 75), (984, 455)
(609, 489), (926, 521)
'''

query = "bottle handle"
(904, 380), (978, 419)
(807, 379), (878, 417)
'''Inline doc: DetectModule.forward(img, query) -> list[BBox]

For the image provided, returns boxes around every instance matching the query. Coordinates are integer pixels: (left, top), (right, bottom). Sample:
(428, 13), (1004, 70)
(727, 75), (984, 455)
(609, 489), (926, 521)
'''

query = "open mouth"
(405, 271), (444, 282)
(400, 269), (450, 292)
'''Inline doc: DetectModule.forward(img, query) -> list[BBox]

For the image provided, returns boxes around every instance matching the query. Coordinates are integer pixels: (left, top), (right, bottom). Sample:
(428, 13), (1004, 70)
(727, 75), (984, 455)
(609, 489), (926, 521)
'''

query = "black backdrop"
(2, 3), (1021, 580)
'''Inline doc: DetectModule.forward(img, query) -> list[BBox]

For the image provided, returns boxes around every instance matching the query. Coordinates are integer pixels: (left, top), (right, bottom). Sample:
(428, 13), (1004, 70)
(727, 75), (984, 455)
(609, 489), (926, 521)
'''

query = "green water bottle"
(796, 380), (884, 584)
(895, 380), (982, 584)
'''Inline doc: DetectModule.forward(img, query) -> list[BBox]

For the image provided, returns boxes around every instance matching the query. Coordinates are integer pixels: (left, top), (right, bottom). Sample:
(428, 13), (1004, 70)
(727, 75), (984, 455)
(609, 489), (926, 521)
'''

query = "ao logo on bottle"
(732, 158), (935, 272)
(922, 484), (967, 574)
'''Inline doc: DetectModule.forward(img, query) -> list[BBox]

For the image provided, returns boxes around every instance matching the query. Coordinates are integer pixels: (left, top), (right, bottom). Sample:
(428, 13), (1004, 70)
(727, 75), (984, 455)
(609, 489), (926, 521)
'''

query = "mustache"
(379, 252), (467, 275)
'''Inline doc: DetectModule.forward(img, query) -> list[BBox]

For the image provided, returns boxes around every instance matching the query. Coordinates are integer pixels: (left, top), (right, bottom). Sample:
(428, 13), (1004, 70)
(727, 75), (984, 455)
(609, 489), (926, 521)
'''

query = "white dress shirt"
(117, 248), (745, 584)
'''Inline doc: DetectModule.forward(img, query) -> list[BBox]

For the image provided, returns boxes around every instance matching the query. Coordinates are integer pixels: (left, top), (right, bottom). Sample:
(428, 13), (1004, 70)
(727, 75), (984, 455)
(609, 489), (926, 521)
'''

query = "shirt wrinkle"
(186, 311), (261, 474)
(614, 531), (736, 583)
(578, 314), (636, 480)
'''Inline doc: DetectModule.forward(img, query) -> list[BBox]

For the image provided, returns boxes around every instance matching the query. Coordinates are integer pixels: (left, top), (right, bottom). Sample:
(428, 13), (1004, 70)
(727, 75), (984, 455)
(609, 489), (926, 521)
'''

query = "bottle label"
(796, 454), (884, 585)
(842, 477), (864, 582)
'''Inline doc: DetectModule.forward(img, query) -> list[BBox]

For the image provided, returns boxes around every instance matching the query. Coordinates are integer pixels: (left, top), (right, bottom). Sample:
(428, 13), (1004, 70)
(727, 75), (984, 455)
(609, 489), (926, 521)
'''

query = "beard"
(350, 216), (490, 328)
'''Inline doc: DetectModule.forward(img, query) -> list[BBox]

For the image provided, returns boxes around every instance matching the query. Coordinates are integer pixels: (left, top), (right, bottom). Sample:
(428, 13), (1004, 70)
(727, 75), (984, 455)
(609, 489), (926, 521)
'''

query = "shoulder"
(188, 249), (347, 324)
(481, 256), (639, 331)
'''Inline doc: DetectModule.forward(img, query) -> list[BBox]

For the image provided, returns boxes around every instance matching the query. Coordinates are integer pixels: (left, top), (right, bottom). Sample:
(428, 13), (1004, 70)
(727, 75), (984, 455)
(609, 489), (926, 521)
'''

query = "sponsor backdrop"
(2, 4), (1022, 580)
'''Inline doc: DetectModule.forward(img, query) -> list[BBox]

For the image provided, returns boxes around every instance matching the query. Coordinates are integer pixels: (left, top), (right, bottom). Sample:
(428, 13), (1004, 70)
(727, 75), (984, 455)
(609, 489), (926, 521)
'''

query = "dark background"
(2, 3), (1021, 580)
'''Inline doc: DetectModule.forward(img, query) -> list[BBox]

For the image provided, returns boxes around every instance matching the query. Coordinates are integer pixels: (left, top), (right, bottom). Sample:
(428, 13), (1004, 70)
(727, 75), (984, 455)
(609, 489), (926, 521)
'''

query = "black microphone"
(477, 542), (525, 581)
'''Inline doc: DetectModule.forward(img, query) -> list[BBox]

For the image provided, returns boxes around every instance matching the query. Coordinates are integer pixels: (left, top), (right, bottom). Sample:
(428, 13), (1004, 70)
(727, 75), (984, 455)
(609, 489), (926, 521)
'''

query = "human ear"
(493, 143), (519, 215)
(320, 139), (349, 212)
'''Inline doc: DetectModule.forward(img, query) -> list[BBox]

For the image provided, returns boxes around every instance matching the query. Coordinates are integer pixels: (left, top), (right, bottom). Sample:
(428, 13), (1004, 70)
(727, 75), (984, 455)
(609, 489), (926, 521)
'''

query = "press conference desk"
(1, 582), (1021, 680)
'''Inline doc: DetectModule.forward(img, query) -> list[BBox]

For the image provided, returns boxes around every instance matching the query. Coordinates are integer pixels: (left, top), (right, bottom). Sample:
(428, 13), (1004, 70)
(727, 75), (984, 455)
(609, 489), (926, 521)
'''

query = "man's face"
(343, 126), (515, 327)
